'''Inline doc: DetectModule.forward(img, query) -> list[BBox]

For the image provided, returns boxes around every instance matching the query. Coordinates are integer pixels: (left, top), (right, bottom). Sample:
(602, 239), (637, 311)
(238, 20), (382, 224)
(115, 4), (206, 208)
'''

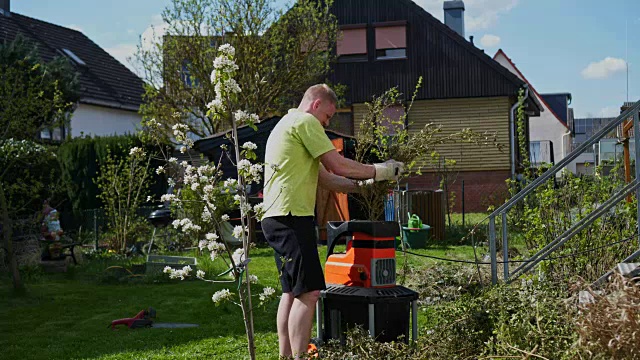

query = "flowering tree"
(142, 44), (276, 360)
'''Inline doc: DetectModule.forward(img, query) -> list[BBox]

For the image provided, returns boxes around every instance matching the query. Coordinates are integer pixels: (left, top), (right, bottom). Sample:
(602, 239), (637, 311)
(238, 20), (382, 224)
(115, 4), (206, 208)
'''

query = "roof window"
(61, 48), (86, 66)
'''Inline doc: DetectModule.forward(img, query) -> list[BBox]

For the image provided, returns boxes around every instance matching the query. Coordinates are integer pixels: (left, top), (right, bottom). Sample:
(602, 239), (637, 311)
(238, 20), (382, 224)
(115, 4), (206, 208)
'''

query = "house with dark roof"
(327, 0), (541, 211)
(494, 49), (573, 170)
(0, 0), (145, 139)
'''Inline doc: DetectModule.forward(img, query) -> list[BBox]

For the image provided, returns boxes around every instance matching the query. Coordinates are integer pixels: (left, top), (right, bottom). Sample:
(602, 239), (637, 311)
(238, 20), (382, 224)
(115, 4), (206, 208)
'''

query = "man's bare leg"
(288, 290), (320, 359)
(277, 292), (295, 358)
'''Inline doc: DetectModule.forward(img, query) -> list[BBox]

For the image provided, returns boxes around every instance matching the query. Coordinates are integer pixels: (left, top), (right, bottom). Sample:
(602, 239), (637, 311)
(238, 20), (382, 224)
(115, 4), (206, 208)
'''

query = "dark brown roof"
(330, 0), (528, 103)
(0, 12), (145, 110)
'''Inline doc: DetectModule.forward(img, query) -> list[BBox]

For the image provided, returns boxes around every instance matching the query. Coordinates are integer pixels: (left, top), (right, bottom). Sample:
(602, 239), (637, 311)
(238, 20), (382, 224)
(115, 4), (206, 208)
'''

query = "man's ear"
(312, 99), (321, 110)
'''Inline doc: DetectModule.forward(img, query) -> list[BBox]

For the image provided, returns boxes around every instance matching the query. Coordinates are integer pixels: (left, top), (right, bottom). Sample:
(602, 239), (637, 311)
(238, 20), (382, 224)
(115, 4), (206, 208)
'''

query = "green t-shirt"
(263, 109), (335, 218)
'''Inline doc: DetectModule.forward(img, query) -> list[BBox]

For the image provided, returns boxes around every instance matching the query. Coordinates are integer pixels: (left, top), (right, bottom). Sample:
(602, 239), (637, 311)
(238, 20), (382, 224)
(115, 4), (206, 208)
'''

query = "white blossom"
(165, 265), (192, 280)
(232, 248), (245, 265)
(207, 241), (225, 253)
(240, 202), (252, 217)
(168, 157), (178, 163)
(248, 274), (258, 284)
(241, 142), (257, 150)
(173, 218), (202, 233)
(234, 194), (242, 203)
(146, 196), (152, 202)
(167, 178), (176, 187)
(253, 203), (265, 220)
(224, 78), (241, 94)
(259, 286), (276, 302)
(180, 146), (187, 154)
(129, 147), (145, 157)
(212, 289), (233, 304)
(196, 270), (206, 278)
(156, 166), (165, 175)
(221, 214), (230, 221)
(201, 207), (211, 222)
(160, 194), (177, 203)
(203, 185), (215, 194)
(206, 98), (225, 112)
(206, 233), (219, 241)
(237, 159), (251, 172)
(213, 56), (238, 73)
(234, 110), (259, 124)
(198, 240), (208, 251)
(224, 178), (238, 189)
(232, 225), (245, 239)
(218, 44), (235, 57)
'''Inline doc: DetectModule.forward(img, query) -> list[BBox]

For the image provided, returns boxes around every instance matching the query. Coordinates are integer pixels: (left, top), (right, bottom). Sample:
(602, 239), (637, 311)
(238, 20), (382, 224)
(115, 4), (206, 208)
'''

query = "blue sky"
(13, 0), (639, 118)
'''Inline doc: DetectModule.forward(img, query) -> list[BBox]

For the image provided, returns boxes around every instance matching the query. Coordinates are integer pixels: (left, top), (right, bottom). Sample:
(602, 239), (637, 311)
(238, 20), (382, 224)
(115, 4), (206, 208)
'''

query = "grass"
(1, 219), (484, 360)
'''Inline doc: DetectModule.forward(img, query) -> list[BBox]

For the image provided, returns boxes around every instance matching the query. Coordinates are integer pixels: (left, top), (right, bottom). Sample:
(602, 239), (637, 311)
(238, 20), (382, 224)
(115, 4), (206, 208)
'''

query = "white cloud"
(66, 24), (84, 33)
(103, 15), (166, 76)
(105, 43), (138, 72)
(415, 0), (518, 31)
(480, 34), (501, 47)
(581, 57), (627, 79)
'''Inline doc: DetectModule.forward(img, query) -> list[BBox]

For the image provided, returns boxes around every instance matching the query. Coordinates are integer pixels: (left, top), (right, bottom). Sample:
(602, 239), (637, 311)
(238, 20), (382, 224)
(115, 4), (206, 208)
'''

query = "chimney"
(444, 1), (465, 38)
(0, 0), (10, 17)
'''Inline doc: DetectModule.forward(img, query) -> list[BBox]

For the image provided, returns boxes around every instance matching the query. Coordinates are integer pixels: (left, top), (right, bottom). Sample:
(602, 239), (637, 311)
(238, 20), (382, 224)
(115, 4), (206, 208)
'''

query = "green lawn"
(1, 230), (482, 360)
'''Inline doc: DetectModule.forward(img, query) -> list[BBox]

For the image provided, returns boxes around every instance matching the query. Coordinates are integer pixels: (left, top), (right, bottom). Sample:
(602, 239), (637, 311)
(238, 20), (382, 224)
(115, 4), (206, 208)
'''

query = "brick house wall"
(406, 170), (510, 213)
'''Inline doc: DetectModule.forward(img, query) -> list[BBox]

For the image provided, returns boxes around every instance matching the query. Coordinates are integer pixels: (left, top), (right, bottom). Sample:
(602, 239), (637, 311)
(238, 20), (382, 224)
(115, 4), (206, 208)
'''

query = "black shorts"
(261, 215), (325, 297)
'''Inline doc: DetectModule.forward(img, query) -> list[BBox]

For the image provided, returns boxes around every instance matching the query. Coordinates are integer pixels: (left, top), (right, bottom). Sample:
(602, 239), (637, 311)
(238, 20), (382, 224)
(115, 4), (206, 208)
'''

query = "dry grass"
(576, 274), (640, 359)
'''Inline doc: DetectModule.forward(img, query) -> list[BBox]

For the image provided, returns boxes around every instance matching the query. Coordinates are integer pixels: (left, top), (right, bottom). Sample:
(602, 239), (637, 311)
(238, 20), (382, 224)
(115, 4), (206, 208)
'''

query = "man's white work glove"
(374, 160), (405, 181)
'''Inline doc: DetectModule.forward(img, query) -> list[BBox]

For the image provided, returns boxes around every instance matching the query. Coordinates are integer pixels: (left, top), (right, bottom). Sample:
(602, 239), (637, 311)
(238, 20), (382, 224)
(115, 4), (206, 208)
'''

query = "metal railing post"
(502, 211), (509, 281)
(634, 109), (640, 249)
(489, 215), (497, 284)
(93, 209), (98, 250)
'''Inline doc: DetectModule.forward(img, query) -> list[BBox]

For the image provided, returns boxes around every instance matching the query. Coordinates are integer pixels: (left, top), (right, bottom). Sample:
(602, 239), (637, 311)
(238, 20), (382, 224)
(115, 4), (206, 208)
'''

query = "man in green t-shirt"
(262, 84), (404, 359)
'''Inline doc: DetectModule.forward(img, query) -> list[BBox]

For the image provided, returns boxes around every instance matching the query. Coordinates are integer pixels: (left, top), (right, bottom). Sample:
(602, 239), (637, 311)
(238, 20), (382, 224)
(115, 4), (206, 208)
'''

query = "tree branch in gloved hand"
(373, 160), (405, 181)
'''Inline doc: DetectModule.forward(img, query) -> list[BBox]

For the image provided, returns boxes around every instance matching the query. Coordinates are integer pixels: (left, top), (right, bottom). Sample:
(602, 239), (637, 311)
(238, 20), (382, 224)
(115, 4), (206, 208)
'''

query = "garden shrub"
(507, 162), (637, 283)
(420, 280), (577, 359)
(57, 134), (167, 216)
(0, 139), (66, 219)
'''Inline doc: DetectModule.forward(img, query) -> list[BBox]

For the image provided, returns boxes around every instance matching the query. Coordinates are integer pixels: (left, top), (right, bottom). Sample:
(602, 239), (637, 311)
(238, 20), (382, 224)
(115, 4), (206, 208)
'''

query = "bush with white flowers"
(142, 44), (277, 360)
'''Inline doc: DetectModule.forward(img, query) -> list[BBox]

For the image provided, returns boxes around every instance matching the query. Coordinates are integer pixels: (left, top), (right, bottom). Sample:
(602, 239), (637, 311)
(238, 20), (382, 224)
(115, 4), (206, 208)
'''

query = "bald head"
(299, 84), (338, 127)
(300, 84), (338, 107)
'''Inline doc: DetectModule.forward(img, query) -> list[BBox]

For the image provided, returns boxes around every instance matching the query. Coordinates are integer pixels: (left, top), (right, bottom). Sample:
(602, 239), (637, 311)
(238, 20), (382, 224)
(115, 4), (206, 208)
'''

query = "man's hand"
(374, 160), (405, 181)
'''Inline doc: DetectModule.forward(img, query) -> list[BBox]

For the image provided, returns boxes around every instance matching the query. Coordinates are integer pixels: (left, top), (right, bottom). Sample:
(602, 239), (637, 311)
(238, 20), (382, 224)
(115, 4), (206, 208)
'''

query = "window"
(40, 126), (65, 142)
(61, 48), (86, 66)
(181, 60), (200, 88)
(529, 141), (541, 164)
(337, 26), (367, 62)
(375, 24), (407, 60)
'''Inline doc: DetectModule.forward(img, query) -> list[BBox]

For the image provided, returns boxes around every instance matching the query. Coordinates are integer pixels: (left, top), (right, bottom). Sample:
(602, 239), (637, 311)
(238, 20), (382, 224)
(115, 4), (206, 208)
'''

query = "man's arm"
(320, 149), (375, 180)
(318, 164), (361, 193)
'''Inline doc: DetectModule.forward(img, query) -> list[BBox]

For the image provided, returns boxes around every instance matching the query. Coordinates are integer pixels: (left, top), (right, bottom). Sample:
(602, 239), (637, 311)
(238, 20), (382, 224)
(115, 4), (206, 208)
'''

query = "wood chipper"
(312, 220), (419, 349)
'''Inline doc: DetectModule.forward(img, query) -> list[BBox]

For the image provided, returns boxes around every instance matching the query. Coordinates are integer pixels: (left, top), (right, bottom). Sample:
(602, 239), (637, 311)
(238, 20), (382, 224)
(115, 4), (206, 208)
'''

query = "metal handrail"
(488, 99), (640, 284)
(492, 100), (640, 215)
(508, 179), (639, 280)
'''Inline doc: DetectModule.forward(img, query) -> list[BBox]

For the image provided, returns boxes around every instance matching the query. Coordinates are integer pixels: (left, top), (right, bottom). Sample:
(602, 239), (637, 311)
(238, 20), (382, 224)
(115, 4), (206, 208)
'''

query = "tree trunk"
(239, 285), (257, 360)
(0, 182), (23, 290)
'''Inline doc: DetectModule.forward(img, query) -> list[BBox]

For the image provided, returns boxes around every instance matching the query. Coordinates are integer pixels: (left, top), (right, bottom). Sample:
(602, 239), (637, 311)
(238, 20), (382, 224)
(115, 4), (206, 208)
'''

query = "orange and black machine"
(314, 220), (418, 345)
